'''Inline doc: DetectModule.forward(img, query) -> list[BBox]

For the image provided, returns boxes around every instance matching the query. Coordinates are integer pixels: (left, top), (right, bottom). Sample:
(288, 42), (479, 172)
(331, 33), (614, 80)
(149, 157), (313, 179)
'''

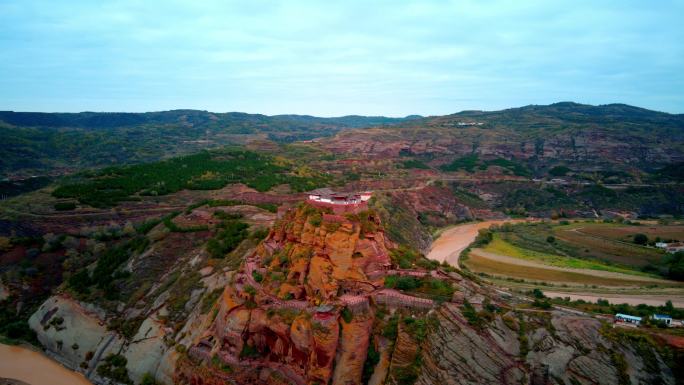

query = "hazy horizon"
(1, 0), (683, 115)
(1, 101), (682, 119)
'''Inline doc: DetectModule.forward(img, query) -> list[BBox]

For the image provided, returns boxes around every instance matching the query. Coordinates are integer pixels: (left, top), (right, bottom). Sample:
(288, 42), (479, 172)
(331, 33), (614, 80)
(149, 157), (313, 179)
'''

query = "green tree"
(633, 233), (648, 245)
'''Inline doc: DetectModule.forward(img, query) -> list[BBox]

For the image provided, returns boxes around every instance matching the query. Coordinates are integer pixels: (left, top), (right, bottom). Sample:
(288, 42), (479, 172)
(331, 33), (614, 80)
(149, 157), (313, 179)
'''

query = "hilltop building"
(307, 188), (373, 214)
(307, 188), (372, 205)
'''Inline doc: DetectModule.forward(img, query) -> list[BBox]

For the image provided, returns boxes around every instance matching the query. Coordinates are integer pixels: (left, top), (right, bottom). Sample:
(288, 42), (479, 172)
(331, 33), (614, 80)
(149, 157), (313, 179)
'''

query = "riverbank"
(426, 219), (684, 308)
(426, 219), (533, 266)
(0, 343), (92, 385)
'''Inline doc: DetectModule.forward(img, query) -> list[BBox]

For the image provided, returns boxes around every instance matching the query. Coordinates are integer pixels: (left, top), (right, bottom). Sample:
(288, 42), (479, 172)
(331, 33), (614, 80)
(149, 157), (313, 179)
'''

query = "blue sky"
(1, 0), (682, 116)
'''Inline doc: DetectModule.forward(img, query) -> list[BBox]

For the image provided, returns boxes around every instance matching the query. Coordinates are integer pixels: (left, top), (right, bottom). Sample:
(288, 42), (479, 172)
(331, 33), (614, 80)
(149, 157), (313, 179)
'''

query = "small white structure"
(652, 314), (673, 326)
(308, 188), (372, 206)
(654, 242), (684, 253)
(615, 313), (642, 325)
(666, 243), (684, 253)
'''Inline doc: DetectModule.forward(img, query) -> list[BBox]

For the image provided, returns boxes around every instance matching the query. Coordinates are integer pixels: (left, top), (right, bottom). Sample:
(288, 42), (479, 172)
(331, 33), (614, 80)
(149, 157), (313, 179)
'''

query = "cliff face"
(371, 186), (473, 253)
(415, 304), (678, 385)
(176, 203), (393, 385)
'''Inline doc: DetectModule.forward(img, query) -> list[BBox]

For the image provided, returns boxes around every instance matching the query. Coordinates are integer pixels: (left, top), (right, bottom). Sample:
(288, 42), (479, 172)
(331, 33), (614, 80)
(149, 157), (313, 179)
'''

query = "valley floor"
(426, 219), (534, 265)
(428, 220), (684, 308)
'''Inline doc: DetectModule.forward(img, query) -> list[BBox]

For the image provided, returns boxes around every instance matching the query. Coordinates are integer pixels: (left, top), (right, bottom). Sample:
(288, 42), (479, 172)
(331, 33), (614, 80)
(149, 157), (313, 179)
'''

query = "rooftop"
(616, 313), (642, 321)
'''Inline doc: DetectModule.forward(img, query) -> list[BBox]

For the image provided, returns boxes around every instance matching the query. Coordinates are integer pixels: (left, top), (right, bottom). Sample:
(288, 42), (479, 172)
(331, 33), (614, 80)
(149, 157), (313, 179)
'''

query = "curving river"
(427, 219), (532, 267)
(0, 343), (92, 385)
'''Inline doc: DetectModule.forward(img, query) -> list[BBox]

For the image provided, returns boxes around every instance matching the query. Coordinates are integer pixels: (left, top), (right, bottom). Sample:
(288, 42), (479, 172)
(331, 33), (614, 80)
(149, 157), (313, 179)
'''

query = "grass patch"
(485, 235), (655, 278)
(463, 252), (660, 286)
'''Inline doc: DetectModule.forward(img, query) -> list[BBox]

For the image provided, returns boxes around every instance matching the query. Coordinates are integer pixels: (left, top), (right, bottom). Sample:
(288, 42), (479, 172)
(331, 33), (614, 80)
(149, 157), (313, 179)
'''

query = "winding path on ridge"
(241, 255), (436, 309)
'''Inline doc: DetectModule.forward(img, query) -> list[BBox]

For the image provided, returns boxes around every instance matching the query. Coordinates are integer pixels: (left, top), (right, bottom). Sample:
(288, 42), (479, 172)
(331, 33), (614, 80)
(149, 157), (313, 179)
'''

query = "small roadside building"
(615, 313), (642, 325)
(652, 314), (673, 326)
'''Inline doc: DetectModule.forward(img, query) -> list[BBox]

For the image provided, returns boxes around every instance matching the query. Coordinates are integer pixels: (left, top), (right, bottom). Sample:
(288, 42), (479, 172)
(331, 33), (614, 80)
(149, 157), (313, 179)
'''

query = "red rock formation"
(177, 203), (397, 385)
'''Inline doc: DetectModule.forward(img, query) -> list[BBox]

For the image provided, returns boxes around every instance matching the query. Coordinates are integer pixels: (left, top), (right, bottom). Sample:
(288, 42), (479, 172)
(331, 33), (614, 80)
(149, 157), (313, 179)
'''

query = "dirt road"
(0, 344), (92, 385)
(541, 291), (684, 308)
(426, 219), (533, 267)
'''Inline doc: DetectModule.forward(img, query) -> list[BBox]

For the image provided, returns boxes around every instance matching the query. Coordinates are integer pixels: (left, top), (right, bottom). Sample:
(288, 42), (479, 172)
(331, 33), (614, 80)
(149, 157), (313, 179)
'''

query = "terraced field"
(464, 250), (669, 287)
(573, 224), (684, 243)
(459, 221), (684, 294)
(553, 223), (669, 267)
(484, 235), (656, 277)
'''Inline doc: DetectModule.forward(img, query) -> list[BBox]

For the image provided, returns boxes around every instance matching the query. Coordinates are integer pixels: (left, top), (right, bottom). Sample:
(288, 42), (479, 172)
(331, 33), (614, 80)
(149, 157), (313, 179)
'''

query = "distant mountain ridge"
(1, 102), (682, 178)
(0, 110), (420, 177)
(0, 110), (421, 129)
(318, 102), (684, 175)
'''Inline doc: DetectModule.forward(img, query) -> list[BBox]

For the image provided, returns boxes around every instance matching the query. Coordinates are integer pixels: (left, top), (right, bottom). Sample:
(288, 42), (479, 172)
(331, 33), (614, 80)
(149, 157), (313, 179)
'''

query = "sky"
(0, 0), (682, 116)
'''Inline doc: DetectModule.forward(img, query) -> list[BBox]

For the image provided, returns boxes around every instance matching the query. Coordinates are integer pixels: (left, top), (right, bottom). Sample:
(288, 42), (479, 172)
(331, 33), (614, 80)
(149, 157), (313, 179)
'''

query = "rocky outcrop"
(371, 186), (473, 253)
(259, 203), (393, 301)
(28, 295), (124, 376)
(416, 304), (676, 385)
(332, 315), (373, 384)
(177, 203), (397, 385)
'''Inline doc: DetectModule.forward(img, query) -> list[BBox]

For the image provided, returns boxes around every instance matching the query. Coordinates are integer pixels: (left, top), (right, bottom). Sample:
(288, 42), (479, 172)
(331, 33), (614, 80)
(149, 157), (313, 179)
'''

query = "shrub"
(385, 276), (420, 291)
(401, 159), (429, 169)
(97, 354), (132, 384)
(382, 314), (399, 340)
(239, 344), (260, 359)
(666, 251), (684, 281)
(518, 314), (529, 358)
(341, 307), (353, 323)
(362, 341), (380, 384)
(243, 285), (257, 296)
(549, 166), (570, 176)
(634, 233), (648, 245)
(252, 270), (263, 283)
(54, 202), (76, 211)
(206, 221), (249, 258)
(200, 288), (223, 314)
(308, 213), (322, 227)
(461, 300), (481, 326)
(141, 373), (158, 385)
(533, 299), (552, 310)
(531, 288), (545, 299)
(389, 245), (422, 269)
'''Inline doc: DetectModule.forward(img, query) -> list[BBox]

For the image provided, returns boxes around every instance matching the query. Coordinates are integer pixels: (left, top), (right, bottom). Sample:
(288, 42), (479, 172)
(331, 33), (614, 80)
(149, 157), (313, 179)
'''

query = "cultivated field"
(458, 221), (684, 306)
(464, 248), (672, 287)
(575, 224), (684, 243)
(553, 223), (670, 267)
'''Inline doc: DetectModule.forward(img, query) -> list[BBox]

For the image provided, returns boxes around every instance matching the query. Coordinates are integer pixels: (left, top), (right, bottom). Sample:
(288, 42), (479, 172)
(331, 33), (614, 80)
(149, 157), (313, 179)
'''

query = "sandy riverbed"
(427, 219), (533, 266)
(0, 344), (92, 385)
